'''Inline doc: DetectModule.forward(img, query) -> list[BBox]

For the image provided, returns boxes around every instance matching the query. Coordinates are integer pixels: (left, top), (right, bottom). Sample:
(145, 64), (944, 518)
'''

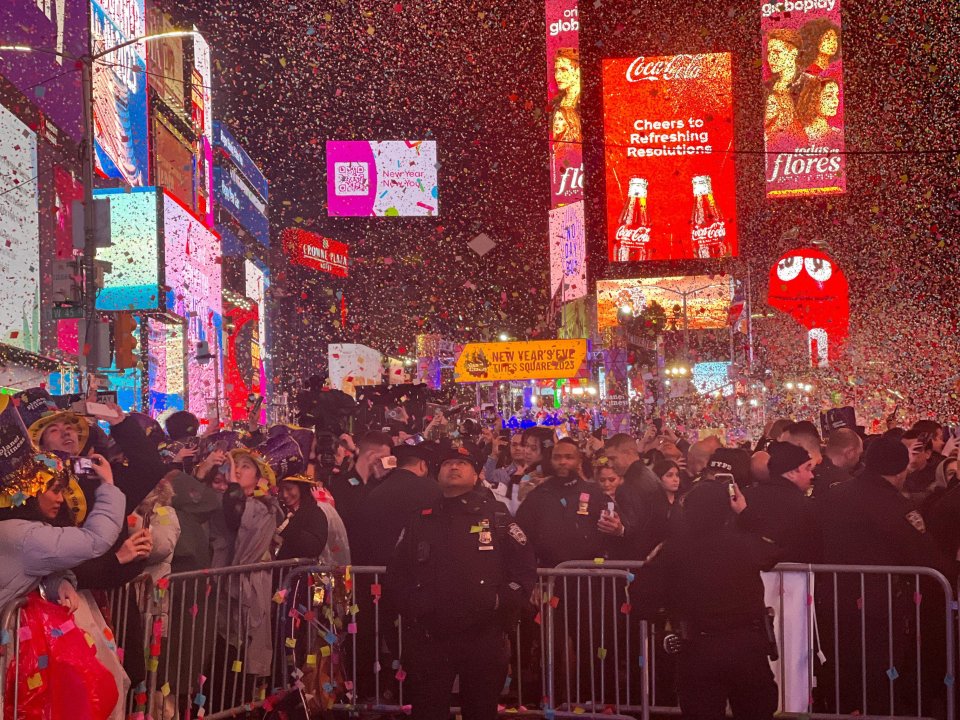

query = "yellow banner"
(454, 339), (587, 383)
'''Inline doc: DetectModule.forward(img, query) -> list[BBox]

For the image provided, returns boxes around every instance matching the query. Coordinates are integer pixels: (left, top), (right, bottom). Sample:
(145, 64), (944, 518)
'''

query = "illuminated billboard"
(0, 105), (40, 352)
(326, 141), (438, 216)
(91, 0), (149, 186)
(546, 0), (582, 207)
(154, 117), (196, 209)
(603, 53), (738, 261)
(95, 188), (160, 311)
(53, 167), (84, 355)
(214, 122), (269, 202)
(147, 318), (185, 416)
(94, 188), (223, 414)
(454, 339), (588, 383)
(548, 201), (586, 302)
(596, 276), (734, 333)
(192, 31), (215, 226)
(281, 228), (349, 278)
(0, 0), (88, 142)
(214, 164), (269, 245)
(245, 259), (269, 417)
(145, 7), (185, 111)
(761, 1), (846, 197)
(163, 192), (222, 416)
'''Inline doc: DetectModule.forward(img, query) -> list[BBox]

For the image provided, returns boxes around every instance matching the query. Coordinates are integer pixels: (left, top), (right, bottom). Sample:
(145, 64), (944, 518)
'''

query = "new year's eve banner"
(454, 339), (587, 383)
(326, 141), (438, 216)
(761, 0), (846, 197)
(603, 53), (739, 262)
(546, 0), (582, 207)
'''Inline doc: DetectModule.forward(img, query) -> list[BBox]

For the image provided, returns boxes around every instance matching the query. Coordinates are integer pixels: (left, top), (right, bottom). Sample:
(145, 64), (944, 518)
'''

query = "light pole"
(1, 30), (202, 391)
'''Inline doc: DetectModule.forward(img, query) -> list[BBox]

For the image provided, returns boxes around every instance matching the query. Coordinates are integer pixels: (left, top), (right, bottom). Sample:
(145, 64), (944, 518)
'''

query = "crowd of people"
(1, 384), (957, 720)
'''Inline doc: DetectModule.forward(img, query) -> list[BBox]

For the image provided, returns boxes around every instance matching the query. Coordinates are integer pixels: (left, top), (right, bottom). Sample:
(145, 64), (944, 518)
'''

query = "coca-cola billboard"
(546, 0), (582, 208)
(602, 53), (739, 262)
(761, 0), (846, 198)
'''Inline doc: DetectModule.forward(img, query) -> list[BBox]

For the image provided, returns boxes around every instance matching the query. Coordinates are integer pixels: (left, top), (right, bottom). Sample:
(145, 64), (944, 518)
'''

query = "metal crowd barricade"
(102, 573), (154, 718)
(558, 560), (956, 720)
(137, 559), (312, 720)
(274, 564), (640, 720)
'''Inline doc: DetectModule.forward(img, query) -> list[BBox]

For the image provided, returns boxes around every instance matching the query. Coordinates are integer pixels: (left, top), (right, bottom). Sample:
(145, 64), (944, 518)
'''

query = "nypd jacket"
(387, 490), (537, 632)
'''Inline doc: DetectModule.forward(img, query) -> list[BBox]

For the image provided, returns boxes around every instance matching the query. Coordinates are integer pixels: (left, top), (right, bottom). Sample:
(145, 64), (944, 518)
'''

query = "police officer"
(642, 481), (780, 719)
(820, 436), (954, 715)
(387, 445), (537, 720)
(354, 443), (439, 565)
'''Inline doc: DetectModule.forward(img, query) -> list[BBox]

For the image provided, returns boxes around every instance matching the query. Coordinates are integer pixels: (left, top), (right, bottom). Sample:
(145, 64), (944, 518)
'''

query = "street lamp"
(1, 30), (203, 390)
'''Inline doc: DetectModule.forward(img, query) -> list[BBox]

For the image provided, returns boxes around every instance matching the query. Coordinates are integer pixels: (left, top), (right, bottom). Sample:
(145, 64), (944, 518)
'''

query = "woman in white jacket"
(0, 453), (124, 608)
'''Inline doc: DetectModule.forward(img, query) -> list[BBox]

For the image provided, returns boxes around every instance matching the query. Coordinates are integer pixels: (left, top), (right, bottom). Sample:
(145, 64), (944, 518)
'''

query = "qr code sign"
(335, 162), (370, 196)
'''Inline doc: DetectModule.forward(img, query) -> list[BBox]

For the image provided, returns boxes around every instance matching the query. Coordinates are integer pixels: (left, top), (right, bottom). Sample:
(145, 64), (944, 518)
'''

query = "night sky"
(162, 0), (959, 416)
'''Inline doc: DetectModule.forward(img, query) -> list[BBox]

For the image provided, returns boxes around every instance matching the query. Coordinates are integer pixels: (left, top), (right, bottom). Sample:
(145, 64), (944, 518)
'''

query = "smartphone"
(405, 434), (425, 446)
(555, 425), (568, 440)
(73, 457), (95, 475)
(714, 472), (736, 498)
(604, 501), (615, 517)
(652, 417), (664, 434)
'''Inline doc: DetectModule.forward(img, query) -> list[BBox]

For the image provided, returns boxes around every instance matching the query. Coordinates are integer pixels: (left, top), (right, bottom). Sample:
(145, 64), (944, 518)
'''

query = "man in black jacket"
(516, 438), (616, 567)
(739, 441), (819, 713)
(355, 443), (438, 566)
(641, 481), (779, 719)
(821, 436), (954, 716)
(741, 442), (820, 563)
(603, 433), (659, 558)
(812, 428), (862, 497)
(388, 446), (536, 720)
(328, 430), (392, 548)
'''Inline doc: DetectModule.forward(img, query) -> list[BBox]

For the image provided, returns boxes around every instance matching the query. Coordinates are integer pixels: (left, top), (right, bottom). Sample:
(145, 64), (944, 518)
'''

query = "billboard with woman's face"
(547, 0), (582, 208)
(761, 1), (846, 197)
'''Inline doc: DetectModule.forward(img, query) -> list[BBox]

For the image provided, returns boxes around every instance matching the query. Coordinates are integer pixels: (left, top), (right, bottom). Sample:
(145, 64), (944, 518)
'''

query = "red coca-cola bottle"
(614, 177), (651, 262)
(690, 175), (728, 259)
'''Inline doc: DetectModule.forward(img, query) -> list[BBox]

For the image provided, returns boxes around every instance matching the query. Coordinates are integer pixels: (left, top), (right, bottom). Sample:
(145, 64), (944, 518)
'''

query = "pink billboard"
(326, 141), (438, 216)
(546, 0), (582, 208)
(162, 191), (223, 417)
(761, 0), (846, 198)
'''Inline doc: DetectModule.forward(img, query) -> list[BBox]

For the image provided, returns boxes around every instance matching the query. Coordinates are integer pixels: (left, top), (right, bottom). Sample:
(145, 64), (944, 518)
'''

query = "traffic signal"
(114, 313), (138, 370)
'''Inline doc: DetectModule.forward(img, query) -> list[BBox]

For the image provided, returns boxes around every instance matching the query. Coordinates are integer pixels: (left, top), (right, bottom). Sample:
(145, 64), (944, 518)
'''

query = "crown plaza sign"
(454, 339), (588, 383)
(280, 228), (349, 278)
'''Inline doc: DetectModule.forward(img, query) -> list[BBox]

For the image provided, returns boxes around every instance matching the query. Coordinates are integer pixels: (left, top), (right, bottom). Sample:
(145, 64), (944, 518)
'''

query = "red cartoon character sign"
(767, 246), (849, 367)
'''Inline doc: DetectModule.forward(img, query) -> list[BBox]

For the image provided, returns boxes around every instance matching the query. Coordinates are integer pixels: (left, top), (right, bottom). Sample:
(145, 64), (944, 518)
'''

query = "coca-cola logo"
(692, 221), (726, 241)
(616, 225), (651, 246)
(625, 55), (703, 82)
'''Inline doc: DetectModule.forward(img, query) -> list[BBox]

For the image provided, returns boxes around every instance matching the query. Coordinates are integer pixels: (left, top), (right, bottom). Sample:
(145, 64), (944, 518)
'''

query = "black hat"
(767, 441), (812, 478)
(392, 443), (437, 467)
(705, 448), (750, 486)
(437, 444), (483, 473)
(165, 411), (200, 441)
(864, 436), (909, 476)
